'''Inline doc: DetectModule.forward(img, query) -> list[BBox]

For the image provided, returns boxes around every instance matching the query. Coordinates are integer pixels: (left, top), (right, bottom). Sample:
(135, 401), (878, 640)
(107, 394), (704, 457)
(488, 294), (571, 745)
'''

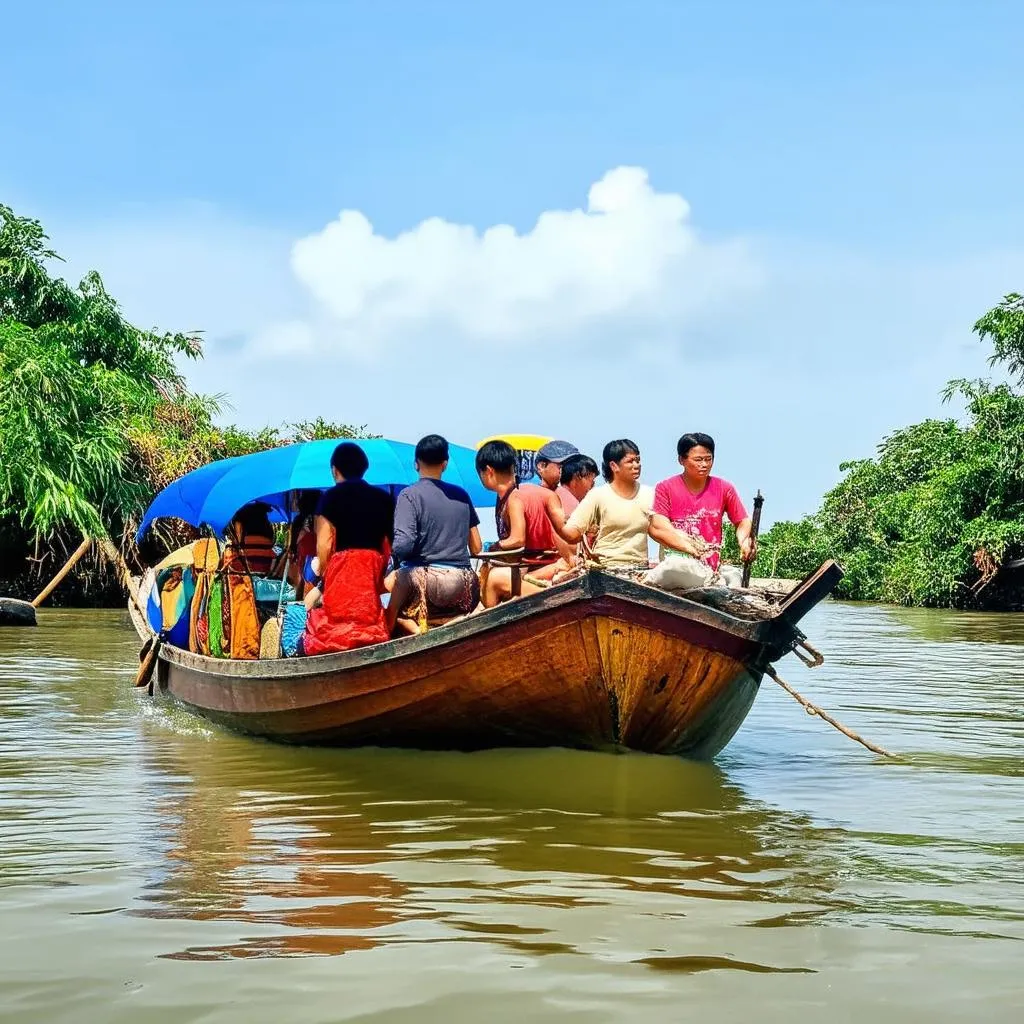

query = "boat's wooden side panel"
(594, 616), (759, 757)
(159, 603), (762, 756)
(162, 616), (616, 749)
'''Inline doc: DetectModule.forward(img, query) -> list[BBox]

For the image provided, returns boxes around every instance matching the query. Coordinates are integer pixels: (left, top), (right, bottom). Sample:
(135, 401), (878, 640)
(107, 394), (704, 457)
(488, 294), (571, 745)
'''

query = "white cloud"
(284, 166), (761, 357)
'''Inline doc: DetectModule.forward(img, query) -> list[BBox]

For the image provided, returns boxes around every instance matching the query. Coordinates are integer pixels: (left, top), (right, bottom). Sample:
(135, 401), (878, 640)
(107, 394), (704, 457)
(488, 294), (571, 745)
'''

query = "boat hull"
(132, 566), (840, 759)
(158, 605), (761, 758)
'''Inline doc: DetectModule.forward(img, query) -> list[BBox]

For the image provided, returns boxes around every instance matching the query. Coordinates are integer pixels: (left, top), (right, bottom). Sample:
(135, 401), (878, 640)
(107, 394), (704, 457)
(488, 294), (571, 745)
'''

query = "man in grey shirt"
(386, 435), (483, 635)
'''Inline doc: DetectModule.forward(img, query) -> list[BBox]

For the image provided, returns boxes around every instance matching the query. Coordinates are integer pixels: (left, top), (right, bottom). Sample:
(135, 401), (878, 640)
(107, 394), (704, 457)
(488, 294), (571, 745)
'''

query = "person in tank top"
(474, 440), (575, 606)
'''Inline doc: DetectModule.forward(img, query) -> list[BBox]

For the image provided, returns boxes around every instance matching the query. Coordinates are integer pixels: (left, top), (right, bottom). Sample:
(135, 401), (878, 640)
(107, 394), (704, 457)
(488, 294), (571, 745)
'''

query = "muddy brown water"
(1, 603), (1021, 1022)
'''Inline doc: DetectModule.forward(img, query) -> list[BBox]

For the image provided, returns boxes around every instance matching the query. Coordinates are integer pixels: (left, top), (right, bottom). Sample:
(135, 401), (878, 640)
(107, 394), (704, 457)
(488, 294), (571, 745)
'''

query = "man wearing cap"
(535, 440), (579, 511)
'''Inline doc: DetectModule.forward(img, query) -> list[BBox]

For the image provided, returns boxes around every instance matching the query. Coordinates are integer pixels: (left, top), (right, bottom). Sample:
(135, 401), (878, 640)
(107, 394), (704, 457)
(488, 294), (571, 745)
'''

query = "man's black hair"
(475, 439), (517, 475)
(677, 432), (716, 458)
(560, 454), (599, 485)
(601, 439), (640, 482)
(415, 433), (449, 466)
(331, 441), (369, 480)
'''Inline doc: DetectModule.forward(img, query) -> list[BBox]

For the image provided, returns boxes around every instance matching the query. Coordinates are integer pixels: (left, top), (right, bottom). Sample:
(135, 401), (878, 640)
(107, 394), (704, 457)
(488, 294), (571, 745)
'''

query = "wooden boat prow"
(129, 562), (842, 759)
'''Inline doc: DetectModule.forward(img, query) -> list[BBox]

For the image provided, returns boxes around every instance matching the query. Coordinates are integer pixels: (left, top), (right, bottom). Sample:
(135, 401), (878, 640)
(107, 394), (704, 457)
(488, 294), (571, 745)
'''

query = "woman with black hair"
(552, 440), (704, 569)
(287, 489), (322, 599)
(222, 501), (278, 575)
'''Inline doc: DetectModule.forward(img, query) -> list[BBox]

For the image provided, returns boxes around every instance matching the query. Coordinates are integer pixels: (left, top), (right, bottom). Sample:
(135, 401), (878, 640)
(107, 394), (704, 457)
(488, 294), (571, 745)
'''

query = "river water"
(1, 602), (1021, 1022)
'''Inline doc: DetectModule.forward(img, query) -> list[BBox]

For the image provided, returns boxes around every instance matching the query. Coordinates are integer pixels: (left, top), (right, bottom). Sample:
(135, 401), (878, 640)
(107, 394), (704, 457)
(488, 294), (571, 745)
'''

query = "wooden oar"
(31, 538), (93, 608)
(740, 490), (764, 589)
(134, 635), (162, 690)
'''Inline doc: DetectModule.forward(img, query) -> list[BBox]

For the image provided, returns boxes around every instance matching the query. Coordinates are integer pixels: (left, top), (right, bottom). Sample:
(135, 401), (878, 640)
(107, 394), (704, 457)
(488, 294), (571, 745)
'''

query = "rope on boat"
(765, 665), (895, 759)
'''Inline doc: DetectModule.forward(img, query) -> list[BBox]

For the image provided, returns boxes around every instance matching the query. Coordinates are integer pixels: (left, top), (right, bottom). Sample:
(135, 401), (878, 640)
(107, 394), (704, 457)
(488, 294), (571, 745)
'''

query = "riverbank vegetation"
(751, 294), (1024, 608)
(5, 205), (1024, 610)
(0, 205), (368, 602)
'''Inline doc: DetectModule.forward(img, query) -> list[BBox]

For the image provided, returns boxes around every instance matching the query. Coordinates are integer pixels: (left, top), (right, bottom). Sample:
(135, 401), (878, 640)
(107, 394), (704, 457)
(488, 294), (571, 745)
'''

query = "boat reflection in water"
(130, 727), (842, 964)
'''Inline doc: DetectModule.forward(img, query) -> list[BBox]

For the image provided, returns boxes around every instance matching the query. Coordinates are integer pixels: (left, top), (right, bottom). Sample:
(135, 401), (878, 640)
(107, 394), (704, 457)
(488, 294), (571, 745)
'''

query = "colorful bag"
(146, 566), (195, 650)
(281, 602), (307, 657)
(226, 572), (261, 660)
(188, 538), (221, 656)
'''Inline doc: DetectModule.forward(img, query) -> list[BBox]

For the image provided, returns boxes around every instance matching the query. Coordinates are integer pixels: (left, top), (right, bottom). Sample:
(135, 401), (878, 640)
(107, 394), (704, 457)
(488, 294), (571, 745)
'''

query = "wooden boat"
(128, 561), (842, 759)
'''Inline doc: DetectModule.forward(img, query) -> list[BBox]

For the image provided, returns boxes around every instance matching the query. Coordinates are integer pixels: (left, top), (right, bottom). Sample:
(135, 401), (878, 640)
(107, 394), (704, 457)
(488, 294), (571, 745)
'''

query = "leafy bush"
(1, 205), (371, 588)
(752, 303), (1024, 607)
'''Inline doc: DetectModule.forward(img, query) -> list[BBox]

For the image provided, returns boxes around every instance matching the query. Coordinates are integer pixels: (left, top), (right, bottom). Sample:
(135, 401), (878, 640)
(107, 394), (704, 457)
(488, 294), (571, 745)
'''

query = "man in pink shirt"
(651, 432), (755, 572)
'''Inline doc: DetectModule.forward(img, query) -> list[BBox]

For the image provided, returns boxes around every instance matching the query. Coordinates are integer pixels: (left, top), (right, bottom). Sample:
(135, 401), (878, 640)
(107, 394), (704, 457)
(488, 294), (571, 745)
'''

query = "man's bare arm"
(315, 515), (336, 573)
(734, 517), (755, 561)
(648, 514), (707, 558)
(494, 493), (526, 549)
(542, 490), (577, 559)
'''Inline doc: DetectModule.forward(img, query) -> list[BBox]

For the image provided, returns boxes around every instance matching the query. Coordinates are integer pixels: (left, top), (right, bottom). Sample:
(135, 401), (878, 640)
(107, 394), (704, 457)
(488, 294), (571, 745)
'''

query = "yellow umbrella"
(476, 433), (553, 452)
(475, 434), (553, 483)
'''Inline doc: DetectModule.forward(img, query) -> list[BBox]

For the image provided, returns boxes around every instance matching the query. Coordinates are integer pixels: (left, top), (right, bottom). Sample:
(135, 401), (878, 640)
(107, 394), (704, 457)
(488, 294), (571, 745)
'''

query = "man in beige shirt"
(552, 439), (706, 568)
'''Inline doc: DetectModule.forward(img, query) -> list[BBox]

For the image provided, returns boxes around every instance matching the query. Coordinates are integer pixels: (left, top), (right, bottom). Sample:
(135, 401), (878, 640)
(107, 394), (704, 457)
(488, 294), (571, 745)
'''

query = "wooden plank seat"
(475, 547), (558, 598)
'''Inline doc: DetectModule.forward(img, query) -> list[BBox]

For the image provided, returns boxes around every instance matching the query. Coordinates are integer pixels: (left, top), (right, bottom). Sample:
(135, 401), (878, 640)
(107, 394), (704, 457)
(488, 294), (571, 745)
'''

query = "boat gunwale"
(132, 569), (792, 681)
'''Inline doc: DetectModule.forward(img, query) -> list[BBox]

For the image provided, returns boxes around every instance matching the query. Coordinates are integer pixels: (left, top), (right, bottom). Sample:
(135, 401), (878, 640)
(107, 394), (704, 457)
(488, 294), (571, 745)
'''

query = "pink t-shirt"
(651, 475), (748, 570)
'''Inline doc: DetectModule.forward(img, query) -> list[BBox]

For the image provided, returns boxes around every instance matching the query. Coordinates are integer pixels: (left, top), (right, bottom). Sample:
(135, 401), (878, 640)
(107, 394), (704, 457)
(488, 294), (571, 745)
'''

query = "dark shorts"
(399, 566), (480, 622)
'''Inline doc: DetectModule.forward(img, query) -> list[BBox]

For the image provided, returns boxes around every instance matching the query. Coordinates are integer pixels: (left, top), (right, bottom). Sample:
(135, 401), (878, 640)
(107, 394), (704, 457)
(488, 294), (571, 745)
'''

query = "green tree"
(1, 205), (370, 583)
(1, 205), (207, 542)
(974, 293), (1024, 383)
(751, 297), (1024, 608)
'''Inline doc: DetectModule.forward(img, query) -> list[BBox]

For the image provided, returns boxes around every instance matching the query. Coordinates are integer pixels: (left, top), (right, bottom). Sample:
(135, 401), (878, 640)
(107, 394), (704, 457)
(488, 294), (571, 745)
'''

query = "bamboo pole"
(31, 538), (93, 608)
(95, 536), (142, 613)
(740, 490), (764, 588)
(765, 665), (895, 758)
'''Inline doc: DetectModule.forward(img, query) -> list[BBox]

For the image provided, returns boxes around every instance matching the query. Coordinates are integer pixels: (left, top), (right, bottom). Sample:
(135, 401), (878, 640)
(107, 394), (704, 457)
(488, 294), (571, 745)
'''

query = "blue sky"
(5, 1), (1024, 522)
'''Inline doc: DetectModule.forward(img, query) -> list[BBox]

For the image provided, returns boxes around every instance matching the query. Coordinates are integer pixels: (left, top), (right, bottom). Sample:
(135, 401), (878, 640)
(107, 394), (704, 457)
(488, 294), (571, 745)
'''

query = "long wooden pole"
(31, 538), (93, 608)
(740, 490), (764, 588)
(95, 536), (143, 614)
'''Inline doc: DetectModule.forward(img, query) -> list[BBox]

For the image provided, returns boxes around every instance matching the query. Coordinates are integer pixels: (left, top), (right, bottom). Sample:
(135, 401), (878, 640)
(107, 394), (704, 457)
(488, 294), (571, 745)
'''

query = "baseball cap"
(536, 440), (580, 463)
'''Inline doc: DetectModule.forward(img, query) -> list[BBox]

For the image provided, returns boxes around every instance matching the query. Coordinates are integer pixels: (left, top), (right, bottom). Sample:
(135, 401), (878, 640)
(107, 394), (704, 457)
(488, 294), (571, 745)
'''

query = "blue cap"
(536, 440), (579, 463)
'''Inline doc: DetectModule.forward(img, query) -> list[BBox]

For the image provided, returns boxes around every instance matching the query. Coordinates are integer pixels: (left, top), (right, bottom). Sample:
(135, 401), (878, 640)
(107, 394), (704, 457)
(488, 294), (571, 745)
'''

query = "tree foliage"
(753, 299), (1024, 607)
(0, 205), (370, 574)
(974, 293), (1024, 384)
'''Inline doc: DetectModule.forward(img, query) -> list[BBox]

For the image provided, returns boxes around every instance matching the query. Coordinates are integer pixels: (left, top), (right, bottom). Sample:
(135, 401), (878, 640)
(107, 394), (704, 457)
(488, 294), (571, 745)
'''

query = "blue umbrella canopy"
(136, 437), (492, 539)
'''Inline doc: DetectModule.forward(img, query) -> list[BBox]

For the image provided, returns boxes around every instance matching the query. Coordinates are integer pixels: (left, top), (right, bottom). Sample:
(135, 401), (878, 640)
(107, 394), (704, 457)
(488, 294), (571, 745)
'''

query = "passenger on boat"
(286, 489), (322, 599)
(534, 439), (579, 501)
(651, 432), (753, 586)
(552, 439), (706, 571)
(556, 453), (599, 517)
(222, 502), (279, 575)
(386, 434), (483, 636)
(541, 453), (600, 576)
(474, 440), (574, 606)
(301, 443), (395, 656)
